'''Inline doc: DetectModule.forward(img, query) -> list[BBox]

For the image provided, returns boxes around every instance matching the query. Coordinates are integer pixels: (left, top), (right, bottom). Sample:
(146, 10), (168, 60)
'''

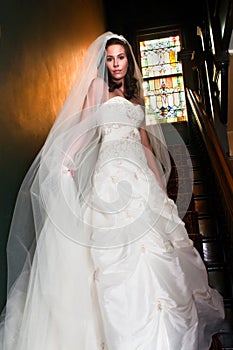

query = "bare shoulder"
(83, 77), (109, 109)
(90, 77), (108, 91)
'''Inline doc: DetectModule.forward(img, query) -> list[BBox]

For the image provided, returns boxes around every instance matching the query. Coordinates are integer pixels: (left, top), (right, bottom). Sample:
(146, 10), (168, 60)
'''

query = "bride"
(0, 31), (225, 350)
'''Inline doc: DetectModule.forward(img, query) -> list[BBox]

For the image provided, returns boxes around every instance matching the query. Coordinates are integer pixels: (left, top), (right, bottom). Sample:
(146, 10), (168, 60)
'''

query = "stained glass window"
(139, 35), (188, 124)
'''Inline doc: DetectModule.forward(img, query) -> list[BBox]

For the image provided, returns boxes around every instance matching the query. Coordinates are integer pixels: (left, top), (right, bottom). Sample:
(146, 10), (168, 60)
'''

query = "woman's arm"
(82, 77), (109, 113)
(139, 127), (166, 192)
(63, 77), (107, 169)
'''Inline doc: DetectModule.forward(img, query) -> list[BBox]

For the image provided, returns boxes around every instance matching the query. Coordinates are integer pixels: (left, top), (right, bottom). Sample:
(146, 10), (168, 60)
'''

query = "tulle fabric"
(2, 31), (171, 294)
(0, 32), (225, 349)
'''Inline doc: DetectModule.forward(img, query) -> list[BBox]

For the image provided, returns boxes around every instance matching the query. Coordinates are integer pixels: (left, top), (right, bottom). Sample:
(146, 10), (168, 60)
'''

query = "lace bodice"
(96, 96), (147, 167)
(99, 96), (145, 141)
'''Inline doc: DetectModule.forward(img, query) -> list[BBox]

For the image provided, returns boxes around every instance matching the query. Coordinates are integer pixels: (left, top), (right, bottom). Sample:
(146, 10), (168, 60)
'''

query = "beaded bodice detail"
(97, 96), (146, 164)
(100, 96), (144, 137)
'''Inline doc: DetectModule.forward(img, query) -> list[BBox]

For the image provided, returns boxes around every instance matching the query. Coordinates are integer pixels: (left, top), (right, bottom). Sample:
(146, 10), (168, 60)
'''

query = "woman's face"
(106, 44), (128, 83)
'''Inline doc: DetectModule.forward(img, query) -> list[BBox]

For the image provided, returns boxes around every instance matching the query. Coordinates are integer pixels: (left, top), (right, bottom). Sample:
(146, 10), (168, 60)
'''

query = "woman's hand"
(62, 165), (75, 177)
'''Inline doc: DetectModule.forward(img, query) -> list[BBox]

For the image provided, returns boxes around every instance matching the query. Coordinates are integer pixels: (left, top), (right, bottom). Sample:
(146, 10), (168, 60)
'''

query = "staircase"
(165, 120), (233, 350)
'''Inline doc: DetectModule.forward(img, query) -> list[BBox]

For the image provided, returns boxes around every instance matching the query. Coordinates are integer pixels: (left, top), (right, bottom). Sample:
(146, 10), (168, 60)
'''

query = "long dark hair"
(105, 38), (138, 100)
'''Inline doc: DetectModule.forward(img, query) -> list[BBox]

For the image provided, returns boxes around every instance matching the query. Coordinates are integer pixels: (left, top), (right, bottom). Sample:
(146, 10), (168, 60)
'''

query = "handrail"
(186, 88), (233, 220)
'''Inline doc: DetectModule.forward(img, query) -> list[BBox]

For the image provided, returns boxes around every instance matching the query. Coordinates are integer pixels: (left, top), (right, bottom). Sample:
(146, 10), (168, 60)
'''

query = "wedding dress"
(0, 95), (225, 350)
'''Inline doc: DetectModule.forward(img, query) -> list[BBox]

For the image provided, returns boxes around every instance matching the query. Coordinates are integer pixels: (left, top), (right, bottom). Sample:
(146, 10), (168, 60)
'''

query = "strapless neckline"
(106, 95), (143, 108)
(99, 94), (145, 129)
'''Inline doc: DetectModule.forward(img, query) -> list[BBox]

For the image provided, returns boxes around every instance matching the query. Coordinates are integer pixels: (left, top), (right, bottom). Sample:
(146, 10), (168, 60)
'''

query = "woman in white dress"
(0, 32), (225, 350)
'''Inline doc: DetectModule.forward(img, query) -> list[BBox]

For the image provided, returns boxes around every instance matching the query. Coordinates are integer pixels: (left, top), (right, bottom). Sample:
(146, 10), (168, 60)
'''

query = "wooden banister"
(186, 88), (233, 220)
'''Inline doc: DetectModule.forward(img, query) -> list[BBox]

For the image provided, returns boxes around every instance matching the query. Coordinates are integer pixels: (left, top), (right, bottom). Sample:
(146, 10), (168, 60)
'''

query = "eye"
(119, 55), (125, 60)
(106, 57), (113, 62)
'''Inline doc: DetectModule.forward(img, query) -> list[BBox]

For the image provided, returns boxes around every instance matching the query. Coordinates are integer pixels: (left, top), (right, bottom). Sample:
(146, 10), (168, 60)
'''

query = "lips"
(113, 70), (121, 74)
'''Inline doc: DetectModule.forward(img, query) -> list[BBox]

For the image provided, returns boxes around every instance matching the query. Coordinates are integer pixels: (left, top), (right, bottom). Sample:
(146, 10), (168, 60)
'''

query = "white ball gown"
(0, 96), (225, 350)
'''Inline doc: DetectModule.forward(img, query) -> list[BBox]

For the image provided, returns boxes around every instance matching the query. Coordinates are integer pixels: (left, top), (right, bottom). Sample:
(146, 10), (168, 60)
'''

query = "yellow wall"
(228, 53), (233, 158)
(0, 0), (106, 310)
(1, 0), (105, 144)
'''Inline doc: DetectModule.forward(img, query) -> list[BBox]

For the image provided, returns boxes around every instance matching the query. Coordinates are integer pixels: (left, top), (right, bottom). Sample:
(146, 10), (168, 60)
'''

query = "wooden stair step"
(194, 195), (213, 216)
(192, 167), (204, 181)
(190, 155), (201, 168)
(207, 267), (233, 298)
(202, 239), (225, 265)
(219, 298), (233, 350)
(193, 180), (207, 196)
(197, 216), (219, 237)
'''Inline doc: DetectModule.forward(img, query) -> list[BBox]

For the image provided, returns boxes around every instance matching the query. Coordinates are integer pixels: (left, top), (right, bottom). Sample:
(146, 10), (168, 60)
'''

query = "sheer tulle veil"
(0, 32), (171, 347)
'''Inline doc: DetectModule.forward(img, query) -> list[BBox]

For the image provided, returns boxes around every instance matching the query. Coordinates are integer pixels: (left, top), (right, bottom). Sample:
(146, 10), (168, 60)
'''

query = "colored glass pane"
(139, 35), (188, 124)
(139, 36), (183, 78)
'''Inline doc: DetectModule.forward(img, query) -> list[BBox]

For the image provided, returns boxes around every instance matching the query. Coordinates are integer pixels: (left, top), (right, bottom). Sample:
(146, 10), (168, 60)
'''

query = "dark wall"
(104, 0), (204, 42)
(0, 0), (106, 311)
